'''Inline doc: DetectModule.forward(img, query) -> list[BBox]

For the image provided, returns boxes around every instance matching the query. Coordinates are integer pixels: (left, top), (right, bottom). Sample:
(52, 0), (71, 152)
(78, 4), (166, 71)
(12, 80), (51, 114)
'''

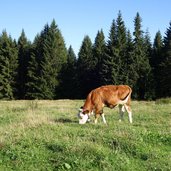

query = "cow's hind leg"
(94, 114), (100, 124)
(101, 113), (107, 124)
(124, 104), (132, 123)
(119, 104), (125, 122)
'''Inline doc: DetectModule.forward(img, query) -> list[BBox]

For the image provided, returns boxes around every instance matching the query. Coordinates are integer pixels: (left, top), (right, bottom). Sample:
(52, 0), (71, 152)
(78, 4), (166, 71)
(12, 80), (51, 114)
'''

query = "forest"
(0, 11), (171, 100)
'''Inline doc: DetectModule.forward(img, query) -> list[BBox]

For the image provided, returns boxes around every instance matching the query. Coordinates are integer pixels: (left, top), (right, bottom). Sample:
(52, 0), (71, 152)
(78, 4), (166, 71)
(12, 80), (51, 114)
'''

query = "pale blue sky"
(0, 0), (170, 55)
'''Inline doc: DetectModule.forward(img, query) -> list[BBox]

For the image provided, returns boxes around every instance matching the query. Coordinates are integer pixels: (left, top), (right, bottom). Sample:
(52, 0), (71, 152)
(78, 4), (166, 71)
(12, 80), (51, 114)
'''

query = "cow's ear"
(79, 107), (83, 112)
(83, 110), (89, 114)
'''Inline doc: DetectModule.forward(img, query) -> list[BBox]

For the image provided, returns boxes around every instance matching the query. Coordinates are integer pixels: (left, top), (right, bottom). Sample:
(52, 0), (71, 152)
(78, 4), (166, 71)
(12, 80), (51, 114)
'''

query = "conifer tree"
(101, 11), (127, 85)
(125, 30), (138, 87)
(17, 29), (31, 99)
(26, 20), (67, 99)
(160, 22), (171, 97)
(100, 20), (118, 85)
(152, 31), (163, 98)
(77, 35), (93, 98)
(152, 31), (163, 68)
(92, 29), (106, 87)
(59, 45), (77, 98)
(26, 51), (41, 99)
(39, 20), (67, 99)
(0, 31), (18, 99)
(26, 33), (48, 99)
(115, 11), (128, 84)
(143, 30), (154, 99)
(132, 13), (151, 99)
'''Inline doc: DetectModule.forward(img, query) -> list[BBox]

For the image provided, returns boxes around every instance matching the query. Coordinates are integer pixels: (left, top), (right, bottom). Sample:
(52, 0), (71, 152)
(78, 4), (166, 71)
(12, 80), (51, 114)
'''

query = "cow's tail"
(124, 86), (132, 105)
(124, 86), (132, 100)
(120, 86), (132, 105)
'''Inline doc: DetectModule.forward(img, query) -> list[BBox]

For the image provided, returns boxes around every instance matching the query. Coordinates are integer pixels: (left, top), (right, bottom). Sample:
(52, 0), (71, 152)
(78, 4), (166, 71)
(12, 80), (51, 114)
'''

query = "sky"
(0, 0), (171, 55)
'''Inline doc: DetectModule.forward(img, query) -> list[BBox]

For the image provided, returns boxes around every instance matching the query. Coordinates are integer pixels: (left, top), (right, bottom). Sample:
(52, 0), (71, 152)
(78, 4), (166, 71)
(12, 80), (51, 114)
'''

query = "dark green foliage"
(59, 45), (78, 99)
(77, 35), (93, 98)
(131, 13), (151, 99)
(143, 30), (155, 99)
(17, 30), (31, 99)
(92, 29), (106, 88)
(101, 12), (128, 85)
(152, 31), (163, 66)
(25, 34), (46, 99)
(39, 21), (66, 99)
(100, 20), (118, 85)
(124, 30), (139, 87)
(25, 51), (41, 99)
(159, 22), (171, 97)
(0, 31), (18, 99)
(26, 20), (67, 99)
(0, 16), (171, 99)
(115, 11), (128, 84)
(152, 31), (163, 98)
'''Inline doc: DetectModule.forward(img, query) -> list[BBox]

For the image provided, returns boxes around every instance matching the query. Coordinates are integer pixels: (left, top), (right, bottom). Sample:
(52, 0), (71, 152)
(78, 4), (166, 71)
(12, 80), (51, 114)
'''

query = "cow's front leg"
(94, 114), (100, 124)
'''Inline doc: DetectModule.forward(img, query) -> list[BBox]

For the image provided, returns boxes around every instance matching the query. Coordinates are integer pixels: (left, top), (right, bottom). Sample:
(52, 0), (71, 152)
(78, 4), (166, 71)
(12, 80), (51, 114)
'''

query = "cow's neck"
(83, 93), (93, 112)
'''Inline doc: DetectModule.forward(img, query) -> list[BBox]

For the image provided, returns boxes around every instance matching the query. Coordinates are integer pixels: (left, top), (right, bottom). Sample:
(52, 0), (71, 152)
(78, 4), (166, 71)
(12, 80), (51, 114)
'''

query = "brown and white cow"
(78, 85), (132, 124)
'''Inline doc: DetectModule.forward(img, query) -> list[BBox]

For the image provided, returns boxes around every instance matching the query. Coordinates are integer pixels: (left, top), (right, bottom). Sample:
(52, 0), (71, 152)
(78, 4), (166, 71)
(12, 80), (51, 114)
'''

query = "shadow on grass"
(54, 118), (78, 124)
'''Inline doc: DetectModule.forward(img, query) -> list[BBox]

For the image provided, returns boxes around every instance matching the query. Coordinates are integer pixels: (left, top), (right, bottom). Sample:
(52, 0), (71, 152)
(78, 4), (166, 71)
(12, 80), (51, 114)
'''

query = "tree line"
(0, 12), (171, 100)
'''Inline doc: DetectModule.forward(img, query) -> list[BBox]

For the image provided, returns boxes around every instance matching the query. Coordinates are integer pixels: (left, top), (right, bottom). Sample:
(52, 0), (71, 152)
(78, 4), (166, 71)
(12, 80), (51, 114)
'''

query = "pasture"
(0, 100), (170, 171)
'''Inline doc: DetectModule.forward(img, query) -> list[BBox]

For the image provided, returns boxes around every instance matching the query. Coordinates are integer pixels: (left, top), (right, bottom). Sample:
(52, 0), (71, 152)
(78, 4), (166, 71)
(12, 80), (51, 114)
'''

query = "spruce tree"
(77, 35), (93, 98)
(0, 31), (18, 99)
(152, 31), (163, 68)
(26, 51), (41, 99)
(125, 30), (138, 87)
(101, 11), (127, 86)
(152, 31), (163, 98)
(26, 20), (67, 99)
(143, 30), (154, 99)
(44, 20), (67, 99)
(17, 29), (31, 99)
(100, 20), (118, 85)
(115, 11), (128, 84)
(92, 29), (106, 87)
(160, 22), (171, 97)
(26, 33), (47, 99)
(59, 45), (77, 98)
(132, 13), (151, 99)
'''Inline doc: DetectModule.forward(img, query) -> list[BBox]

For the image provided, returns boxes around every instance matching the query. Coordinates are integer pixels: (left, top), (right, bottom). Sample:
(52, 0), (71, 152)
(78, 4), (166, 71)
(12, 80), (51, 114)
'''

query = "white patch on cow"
(77, 108), (89, 124)
(78, 113), (88, 124)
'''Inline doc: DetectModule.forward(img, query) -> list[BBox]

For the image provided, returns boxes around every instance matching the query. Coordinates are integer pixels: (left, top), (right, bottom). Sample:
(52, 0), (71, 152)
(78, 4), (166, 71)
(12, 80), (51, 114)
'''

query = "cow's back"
(92, 85), (132, 106)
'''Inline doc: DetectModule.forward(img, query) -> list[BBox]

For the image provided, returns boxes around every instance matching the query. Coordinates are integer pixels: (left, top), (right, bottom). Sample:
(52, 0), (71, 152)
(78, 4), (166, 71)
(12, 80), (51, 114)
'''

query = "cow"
(78, 85), (132, 124)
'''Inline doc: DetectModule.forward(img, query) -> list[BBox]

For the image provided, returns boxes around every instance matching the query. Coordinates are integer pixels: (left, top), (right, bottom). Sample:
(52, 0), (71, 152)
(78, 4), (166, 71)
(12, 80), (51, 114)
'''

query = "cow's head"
(77, 107), (89, 124)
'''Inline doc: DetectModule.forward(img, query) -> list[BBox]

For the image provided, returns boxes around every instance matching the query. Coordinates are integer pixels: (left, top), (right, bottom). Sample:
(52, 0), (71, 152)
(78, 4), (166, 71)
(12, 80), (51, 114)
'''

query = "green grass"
(0, 100), (170, 171)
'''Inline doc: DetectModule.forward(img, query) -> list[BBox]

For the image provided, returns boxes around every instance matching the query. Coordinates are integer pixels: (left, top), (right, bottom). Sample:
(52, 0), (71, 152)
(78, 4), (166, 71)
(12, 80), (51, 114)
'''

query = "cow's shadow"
(54, 118), (77, 124)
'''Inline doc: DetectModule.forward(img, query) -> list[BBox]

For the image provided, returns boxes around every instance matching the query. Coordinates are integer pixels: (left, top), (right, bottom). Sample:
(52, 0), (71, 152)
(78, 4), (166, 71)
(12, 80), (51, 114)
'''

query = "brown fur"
(82, 85), (132, 122)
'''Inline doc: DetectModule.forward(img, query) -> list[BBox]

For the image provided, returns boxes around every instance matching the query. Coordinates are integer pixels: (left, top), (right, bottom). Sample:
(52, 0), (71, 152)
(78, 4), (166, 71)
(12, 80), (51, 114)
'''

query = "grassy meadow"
(0, 99), (170, 171)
